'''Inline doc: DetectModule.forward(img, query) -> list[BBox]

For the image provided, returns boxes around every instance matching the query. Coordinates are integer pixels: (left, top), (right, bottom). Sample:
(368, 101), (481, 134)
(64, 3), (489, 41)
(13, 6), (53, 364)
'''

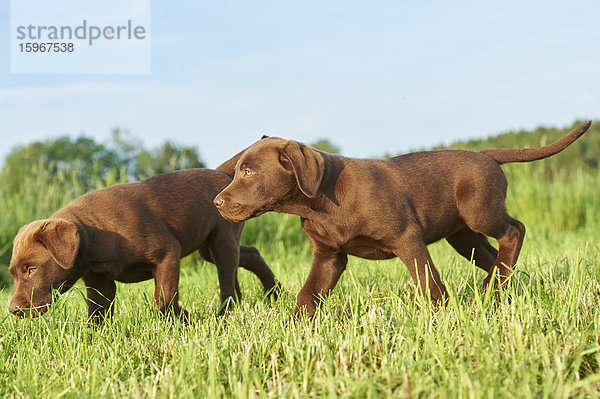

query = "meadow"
(0, 141), (599, 397)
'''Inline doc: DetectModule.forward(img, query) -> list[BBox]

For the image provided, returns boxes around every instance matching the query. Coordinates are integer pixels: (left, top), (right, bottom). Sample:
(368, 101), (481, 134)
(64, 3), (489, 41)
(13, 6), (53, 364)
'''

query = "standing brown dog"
(8, 168), (277, 322)
(213, 122), (591, 316)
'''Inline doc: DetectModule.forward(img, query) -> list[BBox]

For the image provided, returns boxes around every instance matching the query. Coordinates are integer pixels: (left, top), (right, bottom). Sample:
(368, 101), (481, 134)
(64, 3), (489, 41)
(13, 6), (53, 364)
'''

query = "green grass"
(0, 232), (599, 398)
(0, 159), (599, 397)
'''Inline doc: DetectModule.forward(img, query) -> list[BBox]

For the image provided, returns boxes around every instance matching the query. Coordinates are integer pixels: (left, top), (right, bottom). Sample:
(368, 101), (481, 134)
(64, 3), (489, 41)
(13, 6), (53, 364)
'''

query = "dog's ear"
(216, 148), (246, 178)
(280, 142), (325, 198)
(35, 219), (80, 269)
(261, 134), (269, 139)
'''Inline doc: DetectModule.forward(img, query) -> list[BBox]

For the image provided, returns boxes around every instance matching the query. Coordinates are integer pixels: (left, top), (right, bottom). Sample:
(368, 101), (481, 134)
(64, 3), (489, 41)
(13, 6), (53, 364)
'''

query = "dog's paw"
(216, 297), (237, 317)
(264, 281), (284, 303)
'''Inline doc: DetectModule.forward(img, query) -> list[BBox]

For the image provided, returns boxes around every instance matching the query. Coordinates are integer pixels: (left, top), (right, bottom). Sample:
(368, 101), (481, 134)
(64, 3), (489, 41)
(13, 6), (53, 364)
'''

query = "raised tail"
(480, 121), (592, 164)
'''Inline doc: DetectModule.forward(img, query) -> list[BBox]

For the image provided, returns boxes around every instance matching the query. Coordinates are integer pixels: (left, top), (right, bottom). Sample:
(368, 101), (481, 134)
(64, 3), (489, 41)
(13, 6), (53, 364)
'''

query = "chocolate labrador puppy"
(213, 122), (591, 316)
(8, 168), (277, 323)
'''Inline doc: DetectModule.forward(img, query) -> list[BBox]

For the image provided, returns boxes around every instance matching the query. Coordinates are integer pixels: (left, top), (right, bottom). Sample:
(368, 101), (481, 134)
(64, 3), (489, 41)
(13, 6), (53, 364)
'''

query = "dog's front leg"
(83, 272), (116, 324)
(295, 249), (347, 317)
(395, 236), (448, 304)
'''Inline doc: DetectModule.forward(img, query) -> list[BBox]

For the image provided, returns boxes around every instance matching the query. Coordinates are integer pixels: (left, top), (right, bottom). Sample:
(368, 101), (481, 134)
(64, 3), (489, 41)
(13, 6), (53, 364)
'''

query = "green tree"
(311, 139), (341, 154)
(0, 136), (121, 194)
(0, 129), (206, 195)
(438, 120), (599, 173)
(109, 127), (204, 179)
(135, 142), (204, 179)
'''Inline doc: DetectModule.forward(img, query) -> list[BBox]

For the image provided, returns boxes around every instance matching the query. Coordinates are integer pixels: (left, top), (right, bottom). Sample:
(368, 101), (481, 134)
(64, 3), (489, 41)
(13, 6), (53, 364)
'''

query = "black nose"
(213, 196), (224, 208)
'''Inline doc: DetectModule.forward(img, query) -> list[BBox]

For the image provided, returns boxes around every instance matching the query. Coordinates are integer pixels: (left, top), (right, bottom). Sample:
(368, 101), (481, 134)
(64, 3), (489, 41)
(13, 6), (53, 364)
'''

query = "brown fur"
(9, 169), (277, 323)
(213, 121), (591, 316)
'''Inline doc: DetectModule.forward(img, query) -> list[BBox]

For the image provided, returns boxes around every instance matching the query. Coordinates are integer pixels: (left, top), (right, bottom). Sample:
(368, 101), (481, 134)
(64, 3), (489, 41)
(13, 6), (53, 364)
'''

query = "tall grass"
(0, 161), (599, 397)
(2, 162), (598, 276)
(0, 236), (598, 397)
(505, 164), (600, 232)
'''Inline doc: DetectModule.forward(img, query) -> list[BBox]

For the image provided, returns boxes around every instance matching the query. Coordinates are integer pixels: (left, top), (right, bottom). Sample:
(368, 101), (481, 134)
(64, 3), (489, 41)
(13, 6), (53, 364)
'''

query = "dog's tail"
(480, 121), (592, 164)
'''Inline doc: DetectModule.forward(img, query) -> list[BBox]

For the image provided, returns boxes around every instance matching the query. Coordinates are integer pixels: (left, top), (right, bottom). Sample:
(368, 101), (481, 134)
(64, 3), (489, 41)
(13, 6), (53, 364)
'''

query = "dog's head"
(214, 137), (325, 222)
(8, 219), (80, 318)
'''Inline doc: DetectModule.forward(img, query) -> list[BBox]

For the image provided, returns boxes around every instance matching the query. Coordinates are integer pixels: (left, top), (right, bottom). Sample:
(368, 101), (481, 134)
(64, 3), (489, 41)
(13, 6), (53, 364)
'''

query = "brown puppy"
(8, 168), (277, 323)
(213, 122), (591, 316)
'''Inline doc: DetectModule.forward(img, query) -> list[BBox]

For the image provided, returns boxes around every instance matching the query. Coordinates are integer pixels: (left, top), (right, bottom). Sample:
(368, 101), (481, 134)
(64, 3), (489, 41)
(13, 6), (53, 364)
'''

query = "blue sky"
(1, 1), (598, 167)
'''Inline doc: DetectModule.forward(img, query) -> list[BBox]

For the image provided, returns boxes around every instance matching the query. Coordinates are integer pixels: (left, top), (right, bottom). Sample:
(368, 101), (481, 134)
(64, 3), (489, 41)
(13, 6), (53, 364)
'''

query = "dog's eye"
(27, 267), (37, 276)
(244, 169), (253, 176)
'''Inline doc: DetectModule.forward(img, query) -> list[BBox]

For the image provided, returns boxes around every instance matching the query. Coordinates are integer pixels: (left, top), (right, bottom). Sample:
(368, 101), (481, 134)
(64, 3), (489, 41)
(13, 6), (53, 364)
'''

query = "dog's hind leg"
(234, 275), (242, 303)
(83, 272), (116, 325)
(446, 227), (498, 272)
(207, 231), (241, 314)
(239, 245), (277, 295)
(200, 243), (244, 303)
(480, 216), (525, 291)
(154, 245), (187, 319)
(454, 173), (526, 291)
(197, 245), (213, 263)
(460, 211), (525, 291)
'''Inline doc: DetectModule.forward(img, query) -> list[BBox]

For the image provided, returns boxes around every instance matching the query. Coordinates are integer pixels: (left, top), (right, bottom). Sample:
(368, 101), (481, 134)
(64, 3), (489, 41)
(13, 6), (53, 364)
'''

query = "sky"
(0, 1), (598, 168)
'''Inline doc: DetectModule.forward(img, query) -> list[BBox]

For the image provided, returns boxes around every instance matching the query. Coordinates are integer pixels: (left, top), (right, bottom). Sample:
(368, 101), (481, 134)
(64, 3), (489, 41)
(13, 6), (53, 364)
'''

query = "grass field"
(0, 162), (599, 397)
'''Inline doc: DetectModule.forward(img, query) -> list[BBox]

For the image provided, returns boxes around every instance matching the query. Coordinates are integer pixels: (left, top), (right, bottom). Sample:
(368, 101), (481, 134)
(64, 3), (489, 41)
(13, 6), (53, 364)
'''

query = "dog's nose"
(213, 196), (224, 208)
(8, 303), (22, 317)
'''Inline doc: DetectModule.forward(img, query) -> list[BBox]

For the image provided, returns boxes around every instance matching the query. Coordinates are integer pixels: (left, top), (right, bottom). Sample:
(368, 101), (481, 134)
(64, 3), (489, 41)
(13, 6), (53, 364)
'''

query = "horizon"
(0, 117), (594, 168)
